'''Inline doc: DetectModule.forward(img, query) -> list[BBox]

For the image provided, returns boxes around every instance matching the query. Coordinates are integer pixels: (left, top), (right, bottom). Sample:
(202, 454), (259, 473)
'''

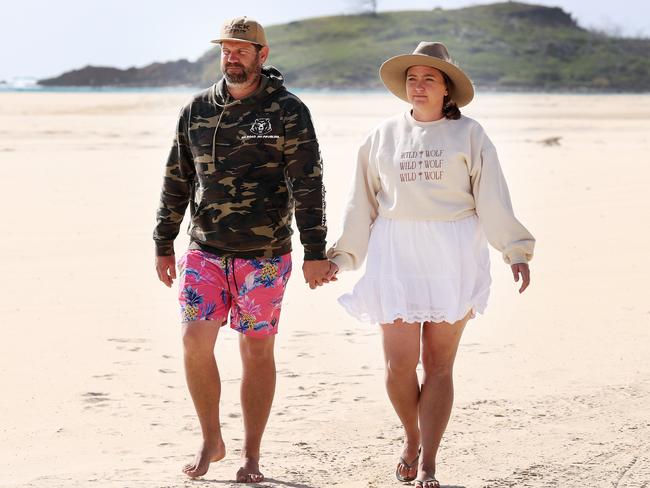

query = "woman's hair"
(441, 72), (461, 120)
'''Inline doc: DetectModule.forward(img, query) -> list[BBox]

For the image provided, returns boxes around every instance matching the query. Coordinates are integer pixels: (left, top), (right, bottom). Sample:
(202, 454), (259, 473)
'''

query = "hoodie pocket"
(264, 201), (292, 240)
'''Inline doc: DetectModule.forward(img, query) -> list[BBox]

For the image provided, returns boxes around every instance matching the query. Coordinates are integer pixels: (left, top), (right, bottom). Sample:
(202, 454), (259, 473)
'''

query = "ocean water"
(0, 84), (200, 93)
(1, 76), (645, 96)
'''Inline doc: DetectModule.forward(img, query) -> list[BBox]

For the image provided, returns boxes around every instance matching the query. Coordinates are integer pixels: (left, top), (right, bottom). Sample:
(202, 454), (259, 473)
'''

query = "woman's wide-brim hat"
(379, 42), (474, 107)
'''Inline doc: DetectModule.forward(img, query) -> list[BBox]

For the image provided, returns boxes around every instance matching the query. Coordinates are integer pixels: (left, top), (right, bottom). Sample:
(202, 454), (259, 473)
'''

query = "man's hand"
(303, 260), (337, 289)
(511, 263), (531, 294)
(156, 255), (177, 288)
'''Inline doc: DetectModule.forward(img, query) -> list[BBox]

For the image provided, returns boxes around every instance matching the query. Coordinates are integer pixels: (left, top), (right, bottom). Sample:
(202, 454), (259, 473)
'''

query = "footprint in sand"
(107, 337), (149, 344)
(280, 370), (299, 378)
(82, 392), (111, 407)
(291, 330), (321, 338)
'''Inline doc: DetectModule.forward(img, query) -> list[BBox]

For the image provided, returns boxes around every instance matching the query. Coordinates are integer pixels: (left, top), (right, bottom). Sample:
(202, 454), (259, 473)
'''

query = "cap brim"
(379, 54), (474, 107)
(210, 37), (264, 46)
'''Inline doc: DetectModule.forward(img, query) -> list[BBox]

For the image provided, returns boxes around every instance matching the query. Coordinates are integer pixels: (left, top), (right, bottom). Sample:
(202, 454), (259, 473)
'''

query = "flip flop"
(395, 446), (421, 482)
(414, 477), (440, 488)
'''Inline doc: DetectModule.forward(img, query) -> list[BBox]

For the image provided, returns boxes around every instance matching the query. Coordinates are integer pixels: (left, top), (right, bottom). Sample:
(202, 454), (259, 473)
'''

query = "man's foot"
(182, 439), (226, 478)
(236, 457), (264, 483)
(396, 441), (420, 482)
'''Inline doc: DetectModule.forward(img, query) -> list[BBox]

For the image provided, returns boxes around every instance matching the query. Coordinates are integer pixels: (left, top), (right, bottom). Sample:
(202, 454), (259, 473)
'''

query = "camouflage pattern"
(154, 66), (327, 260)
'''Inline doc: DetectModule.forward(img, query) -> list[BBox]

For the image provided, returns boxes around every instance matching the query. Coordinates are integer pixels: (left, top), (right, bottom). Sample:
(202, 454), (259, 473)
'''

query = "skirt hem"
(338, 295), (487, 325)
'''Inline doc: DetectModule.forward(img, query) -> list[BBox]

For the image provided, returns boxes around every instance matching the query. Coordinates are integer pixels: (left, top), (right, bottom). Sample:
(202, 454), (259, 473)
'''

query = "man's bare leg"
(181, 320), (226, 478)
(236, 334), (276, 483)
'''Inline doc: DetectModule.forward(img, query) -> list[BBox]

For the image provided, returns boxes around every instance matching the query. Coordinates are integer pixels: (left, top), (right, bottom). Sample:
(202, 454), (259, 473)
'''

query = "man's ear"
(259, 46), (270, 64)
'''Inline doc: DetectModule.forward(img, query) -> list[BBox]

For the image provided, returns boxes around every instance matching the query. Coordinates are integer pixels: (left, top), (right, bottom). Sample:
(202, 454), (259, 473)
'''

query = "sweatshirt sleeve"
(283, 101), (327, 260)
(153, 106), (196, 256)
(470, 130), (535, 265)
(326, 135), (380, 271)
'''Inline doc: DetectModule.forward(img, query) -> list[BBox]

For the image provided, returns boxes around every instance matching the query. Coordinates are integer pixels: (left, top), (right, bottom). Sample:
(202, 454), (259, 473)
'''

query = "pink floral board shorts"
(177, 250), (292, 338)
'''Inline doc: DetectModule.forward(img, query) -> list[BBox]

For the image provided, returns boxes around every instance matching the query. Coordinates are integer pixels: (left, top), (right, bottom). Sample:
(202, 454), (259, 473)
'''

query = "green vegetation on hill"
(39, 2), (650, 92)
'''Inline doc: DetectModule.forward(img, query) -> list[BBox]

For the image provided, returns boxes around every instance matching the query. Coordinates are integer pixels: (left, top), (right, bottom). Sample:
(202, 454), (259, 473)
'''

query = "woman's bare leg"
(381, 319), (421, 480)
(417, 312), (471, 484)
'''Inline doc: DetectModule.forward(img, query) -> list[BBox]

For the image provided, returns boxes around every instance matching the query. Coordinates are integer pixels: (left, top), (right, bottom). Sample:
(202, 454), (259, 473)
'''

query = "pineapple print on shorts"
(176, 249), (291, 336)
(180, 285), (217, 322)
(233, 295), (276, 334)
(239, 256), (291, 295)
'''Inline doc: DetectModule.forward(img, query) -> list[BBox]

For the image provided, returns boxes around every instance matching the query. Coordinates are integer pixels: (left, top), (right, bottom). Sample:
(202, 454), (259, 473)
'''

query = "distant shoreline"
(1, 86), (649, 96)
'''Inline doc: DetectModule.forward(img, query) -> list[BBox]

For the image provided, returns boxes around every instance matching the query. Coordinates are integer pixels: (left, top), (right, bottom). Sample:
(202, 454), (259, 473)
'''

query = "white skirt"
(338, 215), (491, 324)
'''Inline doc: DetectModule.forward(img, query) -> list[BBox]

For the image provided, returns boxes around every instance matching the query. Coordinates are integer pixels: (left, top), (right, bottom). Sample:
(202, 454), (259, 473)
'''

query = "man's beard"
(222, 57), (261, 85)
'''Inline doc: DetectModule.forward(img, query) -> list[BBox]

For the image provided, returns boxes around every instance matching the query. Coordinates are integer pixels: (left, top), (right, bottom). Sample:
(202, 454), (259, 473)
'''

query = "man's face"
(220, 40), (268, 85)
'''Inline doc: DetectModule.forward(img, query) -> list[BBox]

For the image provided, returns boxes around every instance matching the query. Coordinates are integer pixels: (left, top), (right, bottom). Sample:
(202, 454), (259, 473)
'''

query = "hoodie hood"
(212, 65), (286, 107)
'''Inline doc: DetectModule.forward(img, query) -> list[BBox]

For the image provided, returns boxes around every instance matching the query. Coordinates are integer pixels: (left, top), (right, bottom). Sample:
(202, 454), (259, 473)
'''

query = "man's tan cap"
(210, 16), (268, 47)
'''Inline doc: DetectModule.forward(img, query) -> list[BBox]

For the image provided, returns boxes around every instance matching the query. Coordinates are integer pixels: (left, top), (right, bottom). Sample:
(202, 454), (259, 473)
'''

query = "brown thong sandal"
(395, 447), (421, 482)
(414, 478), (440, 488)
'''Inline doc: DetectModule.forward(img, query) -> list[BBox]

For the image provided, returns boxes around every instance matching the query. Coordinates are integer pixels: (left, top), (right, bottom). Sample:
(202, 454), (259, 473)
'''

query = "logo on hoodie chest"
(241, 117), (280, 140)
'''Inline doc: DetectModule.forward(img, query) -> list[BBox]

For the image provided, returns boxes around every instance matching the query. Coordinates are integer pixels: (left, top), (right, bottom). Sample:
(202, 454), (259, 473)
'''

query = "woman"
(325, 42), (535, 488)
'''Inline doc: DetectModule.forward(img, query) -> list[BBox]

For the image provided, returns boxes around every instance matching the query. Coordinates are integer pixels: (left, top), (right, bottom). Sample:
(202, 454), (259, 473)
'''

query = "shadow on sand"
(185, 477), (462, 488)
(184, 477), (316, 488)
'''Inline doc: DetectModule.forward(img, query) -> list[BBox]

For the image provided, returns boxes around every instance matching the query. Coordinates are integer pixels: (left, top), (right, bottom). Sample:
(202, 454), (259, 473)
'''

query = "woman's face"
(405, 66), (448, 109)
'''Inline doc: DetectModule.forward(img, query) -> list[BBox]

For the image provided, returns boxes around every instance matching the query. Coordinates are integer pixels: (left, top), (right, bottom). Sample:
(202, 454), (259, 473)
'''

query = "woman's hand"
(302, 259), (339, 289)
(324, 261), (339, 282)
(511, 263), (530, 293)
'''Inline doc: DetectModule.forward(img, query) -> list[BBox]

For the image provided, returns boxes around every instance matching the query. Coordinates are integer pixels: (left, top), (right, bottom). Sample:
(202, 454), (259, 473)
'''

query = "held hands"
(156, 255), (177, 287)
(303, 260), (339, 290)
(511, 263), (531, 293)
(157, 255), (340, 290)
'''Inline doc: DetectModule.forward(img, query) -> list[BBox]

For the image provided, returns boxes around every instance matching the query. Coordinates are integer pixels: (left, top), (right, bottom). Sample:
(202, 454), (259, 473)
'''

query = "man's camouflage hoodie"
(154, 66), (327, 260)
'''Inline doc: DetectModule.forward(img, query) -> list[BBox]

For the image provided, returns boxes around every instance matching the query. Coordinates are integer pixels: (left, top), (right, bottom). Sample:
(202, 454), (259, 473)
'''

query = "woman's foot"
(182, 438), (226, 478)
(236, 457), (264, 483)
(396, 441), (420, 482)
(415, 463), (439, 488)
(415, 479), (440, 488)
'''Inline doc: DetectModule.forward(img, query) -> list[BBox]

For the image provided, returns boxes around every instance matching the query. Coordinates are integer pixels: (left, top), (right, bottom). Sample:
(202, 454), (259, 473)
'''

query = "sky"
(2, 0), (648, 81)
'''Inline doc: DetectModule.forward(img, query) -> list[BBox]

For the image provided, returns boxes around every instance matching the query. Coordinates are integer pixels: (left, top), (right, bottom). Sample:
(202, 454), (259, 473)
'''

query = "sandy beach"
(1, 91), (649, 488)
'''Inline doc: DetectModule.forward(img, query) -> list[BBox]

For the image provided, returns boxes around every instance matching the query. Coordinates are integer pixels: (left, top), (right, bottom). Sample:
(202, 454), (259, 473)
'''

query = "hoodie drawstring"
(210, 88), (240, 168)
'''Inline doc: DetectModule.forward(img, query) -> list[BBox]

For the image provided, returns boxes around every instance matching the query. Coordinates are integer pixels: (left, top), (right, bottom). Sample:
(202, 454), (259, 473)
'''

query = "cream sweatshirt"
(327, 111), (535, 271)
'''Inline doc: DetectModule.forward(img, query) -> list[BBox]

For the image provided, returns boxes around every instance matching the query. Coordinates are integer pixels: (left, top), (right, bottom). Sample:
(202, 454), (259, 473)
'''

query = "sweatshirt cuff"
(326, 249), (355, 272)
(155, 240), (175, 257)
(504, 249), (530, 265)
(303, 246), (327, 261)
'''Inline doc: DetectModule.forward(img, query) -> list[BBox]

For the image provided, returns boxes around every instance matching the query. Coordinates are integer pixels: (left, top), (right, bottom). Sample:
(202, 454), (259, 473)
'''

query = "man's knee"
(182, 321), (219, 354)
(240, 335), (275, 364)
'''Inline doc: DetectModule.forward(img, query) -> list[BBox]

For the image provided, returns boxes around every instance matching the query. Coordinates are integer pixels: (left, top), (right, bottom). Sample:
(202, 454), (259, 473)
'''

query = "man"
(153, 16), (331, 482)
